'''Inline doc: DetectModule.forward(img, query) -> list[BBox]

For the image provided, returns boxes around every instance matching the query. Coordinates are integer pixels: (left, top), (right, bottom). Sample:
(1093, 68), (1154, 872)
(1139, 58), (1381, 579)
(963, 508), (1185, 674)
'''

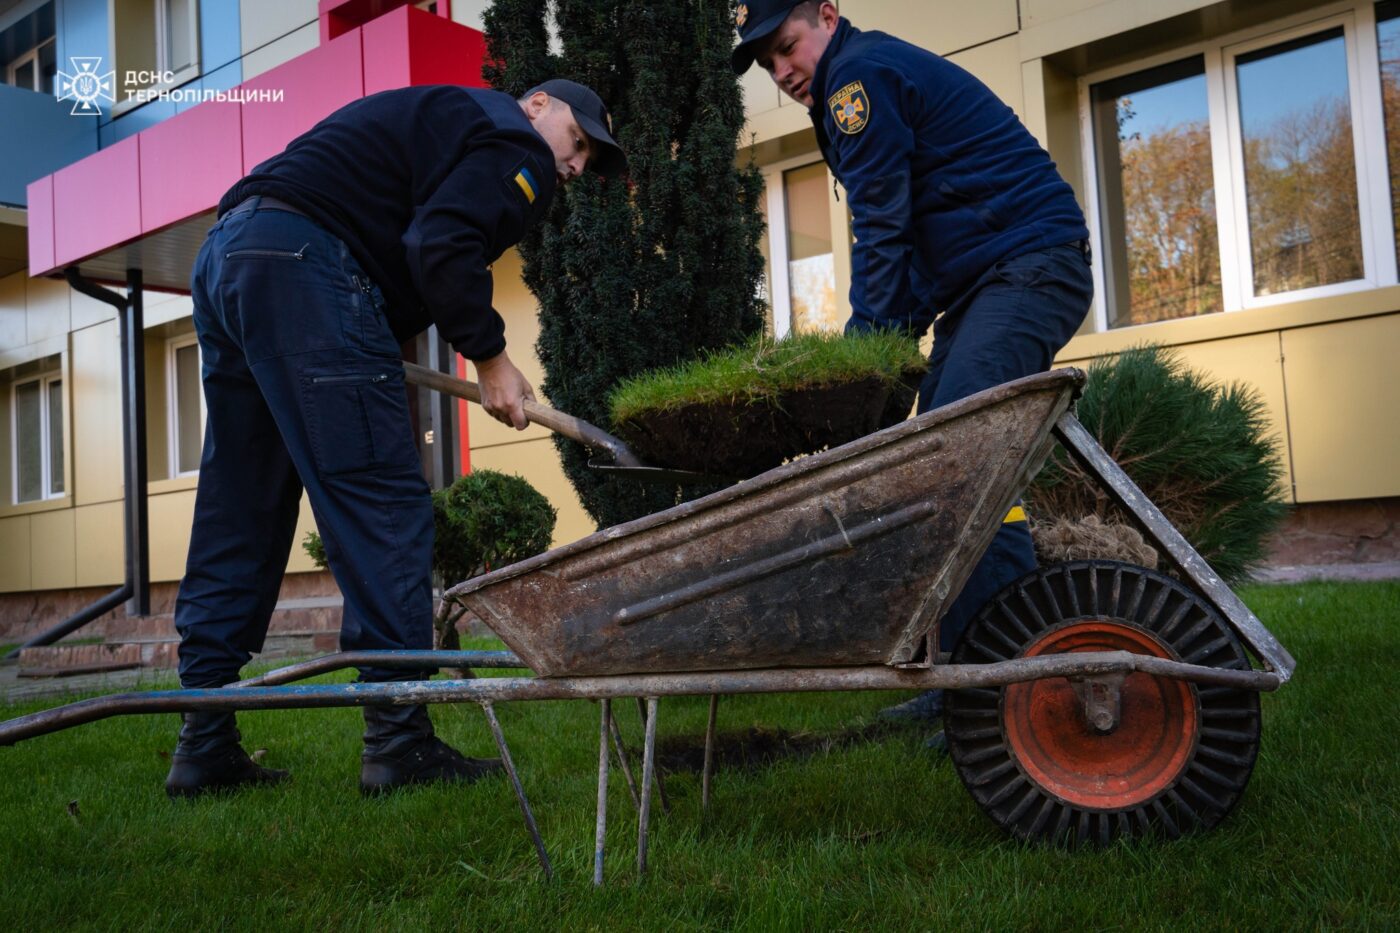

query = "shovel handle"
(402, 361), (644, 467)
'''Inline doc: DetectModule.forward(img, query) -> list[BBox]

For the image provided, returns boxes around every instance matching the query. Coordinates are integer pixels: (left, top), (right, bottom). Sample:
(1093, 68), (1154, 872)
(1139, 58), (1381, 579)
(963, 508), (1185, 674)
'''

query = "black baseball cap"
(526, 79), (627, 178)
(731, 0), (806, 74)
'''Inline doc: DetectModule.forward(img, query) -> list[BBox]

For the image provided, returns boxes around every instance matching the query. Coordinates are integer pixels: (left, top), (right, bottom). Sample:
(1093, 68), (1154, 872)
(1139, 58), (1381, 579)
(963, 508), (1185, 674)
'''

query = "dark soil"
(655, 721), (898, 775)
(615, 373), (922, 477)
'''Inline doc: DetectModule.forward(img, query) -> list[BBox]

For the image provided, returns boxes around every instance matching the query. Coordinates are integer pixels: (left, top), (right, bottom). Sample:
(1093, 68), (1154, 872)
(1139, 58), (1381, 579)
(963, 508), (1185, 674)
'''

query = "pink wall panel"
(52, 136), (142, 268)
(240, 29), (366, 170)
(26, 176), (56, 275)
(361, 6), (413, 94)
(140, 101), (243, 233)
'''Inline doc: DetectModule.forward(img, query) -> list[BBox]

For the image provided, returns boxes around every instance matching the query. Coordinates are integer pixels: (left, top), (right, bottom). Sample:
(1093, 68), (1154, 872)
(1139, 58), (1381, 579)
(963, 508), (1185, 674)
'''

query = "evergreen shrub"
(484, 0), (768, 529)
(1027, 345), (1289, 584)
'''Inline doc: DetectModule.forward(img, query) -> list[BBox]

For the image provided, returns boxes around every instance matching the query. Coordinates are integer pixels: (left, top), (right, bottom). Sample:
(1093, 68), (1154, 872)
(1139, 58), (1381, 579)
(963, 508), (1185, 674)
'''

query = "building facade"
(0, 0), (1395, 653)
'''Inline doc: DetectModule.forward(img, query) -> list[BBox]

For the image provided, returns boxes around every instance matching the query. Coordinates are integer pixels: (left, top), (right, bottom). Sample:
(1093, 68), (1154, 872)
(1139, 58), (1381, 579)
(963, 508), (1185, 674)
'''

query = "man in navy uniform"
(733, 2), (1093, 723)
(167, 80), (626, 797)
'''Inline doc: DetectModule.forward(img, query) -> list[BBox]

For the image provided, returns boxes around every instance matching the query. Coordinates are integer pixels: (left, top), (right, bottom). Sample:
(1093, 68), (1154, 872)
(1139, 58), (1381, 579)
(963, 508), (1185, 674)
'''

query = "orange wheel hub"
(1002, 621), (1199, 810)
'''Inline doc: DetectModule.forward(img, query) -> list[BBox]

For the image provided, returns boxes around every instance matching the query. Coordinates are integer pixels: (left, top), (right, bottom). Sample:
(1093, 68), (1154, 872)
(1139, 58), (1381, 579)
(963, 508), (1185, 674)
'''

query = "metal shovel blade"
(402, 362), (731, 486)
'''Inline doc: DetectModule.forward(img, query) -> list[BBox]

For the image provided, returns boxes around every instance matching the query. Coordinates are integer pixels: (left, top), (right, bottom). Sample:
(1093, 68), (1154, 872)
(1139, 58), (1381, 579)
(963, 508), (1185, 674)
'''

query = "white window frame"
(10, 370), (64, 504)
(154, 0), (199, 81)
(5, 36), (53, 91)
(166, 333), (204, 478)
(763, 153), (838, 338)
(1078, 0), (1399, 331)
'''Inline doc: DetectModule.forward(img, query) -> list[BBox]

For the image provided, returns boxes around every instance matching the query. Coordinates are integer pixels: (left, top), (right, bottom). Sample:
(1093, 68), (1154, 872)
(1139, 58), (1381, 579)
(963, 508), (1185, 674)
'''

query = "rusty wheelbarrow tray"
(0, 369), (1295, 881)
(446, 368), (1292, 680)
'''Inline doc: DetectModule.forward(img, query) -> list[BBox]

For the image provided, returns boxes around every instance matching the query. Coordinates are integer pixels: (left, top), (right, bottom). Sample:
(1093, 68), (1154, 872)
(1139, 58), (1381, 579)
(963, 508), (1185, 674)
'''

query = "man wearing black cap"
(166, 80), (626, 797)
(734, 2), (1093, 726)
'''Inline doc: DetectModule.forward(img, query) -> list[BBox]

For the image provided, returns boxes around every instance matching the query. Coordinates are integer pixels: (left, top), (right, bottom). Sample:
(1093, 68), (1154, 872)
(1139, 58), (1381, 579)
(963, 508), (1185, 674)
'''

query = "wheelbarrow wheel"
(944, 560), (1261, 846)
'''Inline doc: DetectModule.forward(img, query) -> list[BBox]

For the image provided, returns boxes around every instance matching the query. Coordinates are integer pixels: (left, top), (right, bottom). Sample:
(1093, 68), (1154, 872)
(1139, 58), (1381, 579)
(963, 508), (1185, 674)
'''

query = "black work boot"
(360, 704), (503, 796)
(165, 711), (290, 798)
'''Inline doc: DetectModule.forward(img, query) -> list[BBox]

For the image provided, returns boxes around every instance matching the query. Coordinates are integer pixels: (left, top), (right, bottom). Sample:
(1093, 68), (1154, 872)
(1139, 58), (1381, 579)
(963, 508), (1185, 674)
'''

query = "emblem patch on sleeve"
(512, 166), (538, 204)
(828, 81), (870, 135)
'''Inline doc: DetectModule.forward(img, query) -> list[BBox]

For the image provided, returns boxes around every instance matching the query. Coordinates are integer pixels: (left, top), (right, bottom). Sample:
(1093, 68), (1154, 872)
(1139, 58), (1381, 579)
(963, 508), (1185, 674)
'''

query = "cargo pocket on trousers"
(302, 367), (406, 477)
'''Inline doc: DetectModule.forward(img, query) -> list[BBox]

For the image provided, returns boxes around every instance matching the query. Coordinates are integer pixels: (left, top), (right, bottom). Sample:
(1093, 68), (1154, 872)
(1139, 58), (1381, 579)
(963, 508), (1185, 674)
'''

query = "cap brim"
(730, 9), (792, 74)
(573, 110), (628, 178)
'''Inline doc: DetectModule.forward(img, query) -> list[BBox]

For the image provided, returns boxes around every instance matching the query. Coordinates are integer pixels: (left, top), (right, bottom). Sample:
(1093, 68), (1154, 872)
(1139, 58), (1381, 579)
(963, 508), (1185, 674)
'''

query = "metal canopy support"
(5, 267), (149, 659)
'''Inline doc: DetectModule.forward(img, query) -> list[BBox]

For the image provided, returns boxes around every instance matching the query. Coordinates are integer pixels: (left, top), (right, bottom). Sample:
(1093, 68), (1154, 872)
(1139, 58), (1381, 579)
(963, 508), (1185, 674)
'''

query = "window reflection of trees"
(1240, 33), (1362, 297)
(1116, 100), (1222, 325)
(1379, 8), (1400, 270)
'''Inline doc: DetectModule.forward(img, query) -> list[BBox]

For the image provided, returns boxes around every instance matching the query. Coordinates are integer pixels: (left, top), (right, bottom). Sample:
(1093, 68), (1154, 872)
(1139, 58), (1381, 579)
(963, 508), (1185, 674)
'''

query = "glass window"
(11, 373), (63, 503)
(1378, 1), (1400, 270)
(160, 0), (196, 75)
(47, 378), (63, 495)
(1092, 57), (1221, 327)
(170, 339), (203, 475)
(1236, 28), (1363, 296)
(14, 381), (42, 503)
(783, 163), (839, 332)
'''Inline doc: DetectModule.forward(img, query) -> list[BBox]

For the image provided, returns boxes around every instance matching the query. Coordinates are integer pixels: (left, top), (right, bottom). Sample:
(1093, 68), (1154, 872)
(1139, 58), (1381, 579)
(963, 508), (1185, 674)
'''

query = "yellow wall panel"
(1170, 334), (1293, 501)
(468, 438), (595, 549)
(1057, 333), (1293, 499)
(947, 35), (1025, 117)
(0, 271), (25, 350)
(148, 489), (196, 583)
(741, 63), (782, 125)
(73, 501), (123, 587)
(450, 0), (489, 30)
(285, 493), (321, 573)
(1283, 316), (1400, 503)
(0, 515), (31, 593)
(70, 319), (123, 505)
(29, 507), (75, 590)
(24, 275), (69, 345)
(466, 249), (554, 450)
(241, 20), (318, 80)
(843, 0), (1017, 55)
(240, 0), (317, 59)
(70, 280), (117, 332)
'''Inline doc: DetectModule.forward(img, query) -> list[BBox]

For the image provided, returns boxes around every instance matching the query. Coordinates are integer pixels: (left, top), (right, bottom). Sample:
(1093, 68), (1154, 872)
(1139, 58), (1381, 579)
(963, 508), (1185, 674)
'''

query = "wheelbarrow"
(0, 368), (1295, 882)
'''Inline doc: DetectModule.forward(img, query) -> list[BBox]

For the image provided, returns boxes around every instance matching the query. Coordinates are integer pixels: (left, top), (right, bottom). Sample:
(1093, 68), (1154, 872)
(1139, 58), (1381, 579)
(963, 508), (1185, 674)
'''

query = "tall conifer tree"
(483, 0), (767, 528)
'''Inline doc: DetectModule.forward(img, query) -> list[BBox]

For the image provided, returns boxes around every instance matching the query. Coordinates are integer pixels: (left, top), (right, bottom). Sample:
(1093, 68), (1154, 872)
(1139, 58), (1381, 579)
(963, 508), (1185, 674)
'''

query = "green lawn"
(0, 581), (1395, 930)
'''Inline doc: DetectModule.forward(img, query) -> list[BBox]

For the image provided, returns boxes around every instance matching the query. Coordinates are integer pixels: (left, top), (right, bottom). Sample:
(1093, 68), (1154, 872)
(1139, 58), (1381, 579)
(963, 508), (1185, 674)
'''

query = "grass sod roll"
(607, 332), (928, 477)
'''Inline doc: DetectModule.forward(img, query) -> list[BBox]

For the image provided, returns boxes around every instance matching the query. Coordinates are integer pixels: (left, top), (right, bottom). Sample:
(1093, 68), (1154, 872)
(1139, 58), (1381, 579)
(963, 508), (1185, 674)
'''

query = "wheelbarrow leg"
(480, 701), (553, 881)
(702, 694), (720, 813)
(607, 710), (642, 810)
(594, 699), (610, 887)
(635, 696), (671, 816)
(638, 696), (659, 876)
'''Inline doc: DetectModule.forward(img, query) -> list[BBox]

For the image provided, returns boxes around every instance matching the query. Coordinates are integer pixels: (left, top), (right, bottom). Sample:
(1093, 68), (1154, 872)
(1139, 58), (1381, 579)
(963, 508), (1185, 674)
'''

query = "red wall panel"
(363, 6), (487, 95)
(240, 29), (366, 170)
(140, 100), (243, 233)
(52, 136), (142, 268)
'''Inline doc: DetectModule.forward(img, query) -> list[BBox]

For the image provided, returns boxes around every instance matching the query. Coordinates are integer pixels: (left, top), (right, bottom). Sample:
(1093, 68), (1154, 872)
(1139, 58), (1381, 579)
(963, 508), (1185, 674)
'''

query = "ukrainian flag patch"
(513, 166), (538, 204)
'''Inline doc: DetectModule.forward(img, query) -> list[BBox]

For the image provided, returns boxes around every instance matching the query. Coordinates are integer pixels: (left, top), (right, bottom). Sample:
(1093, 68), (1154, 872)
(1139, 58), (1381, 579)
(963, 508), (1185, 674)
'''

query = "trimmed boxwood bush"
(303, 469), (557, 652)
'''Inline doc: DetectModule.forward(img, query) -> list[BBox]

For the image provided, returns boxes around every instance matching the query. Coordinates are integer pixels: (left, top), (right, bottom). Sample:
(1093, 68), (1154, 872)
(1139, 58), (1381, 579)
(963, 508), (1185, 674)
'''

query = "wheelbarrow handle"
(402, 361), (645, 467)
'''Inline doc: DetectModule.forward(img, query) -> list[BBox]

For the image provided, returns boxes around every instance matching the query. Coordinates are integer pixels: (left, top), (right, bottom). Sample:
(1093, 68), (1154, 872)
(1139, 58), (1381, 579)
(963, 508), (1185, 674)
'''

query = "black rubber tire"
(945, 560), (1262, 846)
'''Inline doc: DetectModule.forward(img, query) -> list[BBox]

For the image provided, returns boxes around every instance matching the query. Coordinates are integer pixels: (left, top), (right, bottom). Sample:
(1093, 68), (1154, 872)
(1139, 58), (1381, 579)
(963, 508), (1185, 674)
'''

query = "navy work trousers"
(919, 242), (1093, 651)
(175, 200), (433, 688)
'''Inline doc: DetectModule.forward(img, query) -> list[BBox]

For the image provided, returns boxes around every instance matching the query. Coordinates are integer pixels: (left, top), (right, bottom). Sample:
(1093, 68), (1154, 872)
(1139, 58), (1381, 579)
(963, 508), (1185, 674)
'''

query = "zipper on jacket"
(311, 372), (391, 386)
(226, 242), (310, 261)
